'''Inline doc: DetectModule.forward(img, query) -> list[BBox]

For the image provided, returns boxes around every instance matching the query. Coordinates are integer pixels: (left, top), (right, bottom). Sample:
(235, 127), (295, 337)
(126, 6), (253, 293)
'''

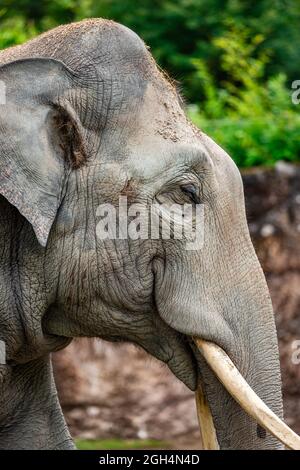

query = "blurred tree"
(189, 25), (300, 166)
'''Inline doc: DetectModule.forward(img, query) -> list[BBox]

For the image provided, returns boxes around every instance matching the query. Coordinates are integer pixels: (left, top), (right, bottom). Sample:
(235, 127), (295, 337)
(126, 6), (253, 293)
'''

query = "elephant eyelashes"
(180, 184), (200, 204)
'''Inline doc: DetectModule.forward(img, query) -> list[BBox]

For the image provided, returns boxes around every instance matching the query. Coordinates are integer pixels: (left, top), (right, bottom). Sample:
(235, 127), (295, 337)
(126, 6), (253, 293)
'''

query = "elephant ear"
(0, 58), (86, 246)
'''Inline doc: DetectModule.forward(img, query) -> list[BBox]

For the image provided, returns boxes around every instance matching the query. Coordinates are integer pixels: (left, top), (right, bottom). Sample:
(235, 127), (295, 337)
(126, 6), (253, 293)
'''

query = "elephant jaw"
(193, 338), (300, 450)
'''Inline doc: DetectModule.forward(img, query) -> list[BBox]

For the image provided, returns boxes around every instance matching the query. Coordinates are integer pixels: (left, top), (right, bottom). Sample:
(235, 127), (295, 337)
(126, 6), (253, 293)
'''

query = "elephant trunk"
(154, 243), (286, 449)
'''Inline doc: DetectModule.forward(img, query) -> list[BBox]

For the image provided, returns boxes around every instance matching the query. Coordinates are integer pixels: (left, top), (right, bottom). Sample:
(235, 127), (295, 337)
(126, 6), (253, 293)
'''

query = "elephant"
(0, 18), (295, 450)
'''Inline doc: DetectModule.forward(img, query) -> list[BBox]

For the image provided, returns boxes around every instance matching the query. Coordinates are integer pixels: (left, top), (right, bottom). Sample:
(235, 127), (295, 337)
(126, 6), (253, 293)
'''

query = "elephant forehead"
(121, 81), (199, 148)
(126, 140), (212, 182)
(120, 82), (214, 181)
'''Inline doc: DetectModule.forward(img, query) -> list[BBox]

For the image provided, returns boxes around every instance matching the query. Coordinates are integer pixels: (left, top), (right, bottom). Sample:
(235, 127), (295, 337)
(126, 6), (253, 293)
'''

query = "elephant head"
(0, 19), (297, 449)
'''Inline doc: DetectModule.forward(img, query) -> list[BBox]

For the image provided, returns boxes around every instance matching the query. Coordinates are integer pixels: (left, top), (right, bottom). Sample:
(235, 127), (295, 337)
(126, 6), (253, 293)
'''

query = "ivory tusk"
(195, 381), (219, 449)
(193, 337), (300, 450)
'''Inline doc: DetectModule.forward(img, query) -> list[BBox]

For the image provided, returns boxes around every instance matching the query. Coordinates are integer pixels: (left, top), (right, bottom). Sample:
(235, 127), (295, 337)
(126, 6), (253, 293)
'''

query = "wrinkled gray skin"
(0, 19), (283, 449)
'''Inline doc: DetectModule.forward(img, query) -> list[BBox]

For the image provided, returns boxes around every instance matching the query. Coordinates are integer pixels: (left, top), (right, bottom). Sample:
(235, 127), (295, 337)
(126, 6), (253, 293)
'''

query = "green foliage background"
(0, 0), (299, 167)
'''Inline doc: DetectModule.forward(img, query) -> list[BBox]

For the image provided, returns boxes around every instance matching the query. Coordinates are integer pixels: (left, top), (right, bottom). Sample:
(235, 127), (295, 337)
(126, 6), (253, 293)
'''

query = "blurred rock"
(243, 163), (300, 433)
(53, 340), (198, 443)
(53, 163), (300, 444)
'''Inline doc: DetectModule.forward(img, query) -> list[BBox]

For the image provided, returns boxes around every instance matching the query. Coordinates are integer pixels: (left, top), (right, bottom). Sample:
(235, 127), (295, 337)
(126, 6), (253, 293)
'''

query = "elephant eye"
(180, 183), (200, 204)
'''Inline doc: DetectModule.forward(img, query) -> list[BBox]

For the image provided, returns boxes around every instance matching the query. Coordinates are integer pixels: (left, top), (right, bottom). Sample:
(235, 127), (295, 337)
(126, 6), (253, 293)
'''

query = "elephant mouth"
(191, 337), (300, 450)
(162, 334), (198, 391)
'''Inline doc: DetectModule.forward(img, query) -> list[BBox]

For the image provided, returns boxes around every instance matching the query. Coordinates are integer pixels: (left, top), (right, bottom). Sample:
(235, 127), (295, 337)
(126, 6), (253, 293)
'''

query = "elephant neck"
(0, 196), (69, 364)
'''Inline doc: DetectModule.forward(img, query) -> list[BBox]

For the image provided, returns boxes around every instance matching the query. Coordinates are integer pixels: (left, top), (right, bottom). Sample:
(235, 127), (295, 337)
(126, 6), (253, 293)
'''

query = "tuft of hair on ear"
(53, 105), (87, 169)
